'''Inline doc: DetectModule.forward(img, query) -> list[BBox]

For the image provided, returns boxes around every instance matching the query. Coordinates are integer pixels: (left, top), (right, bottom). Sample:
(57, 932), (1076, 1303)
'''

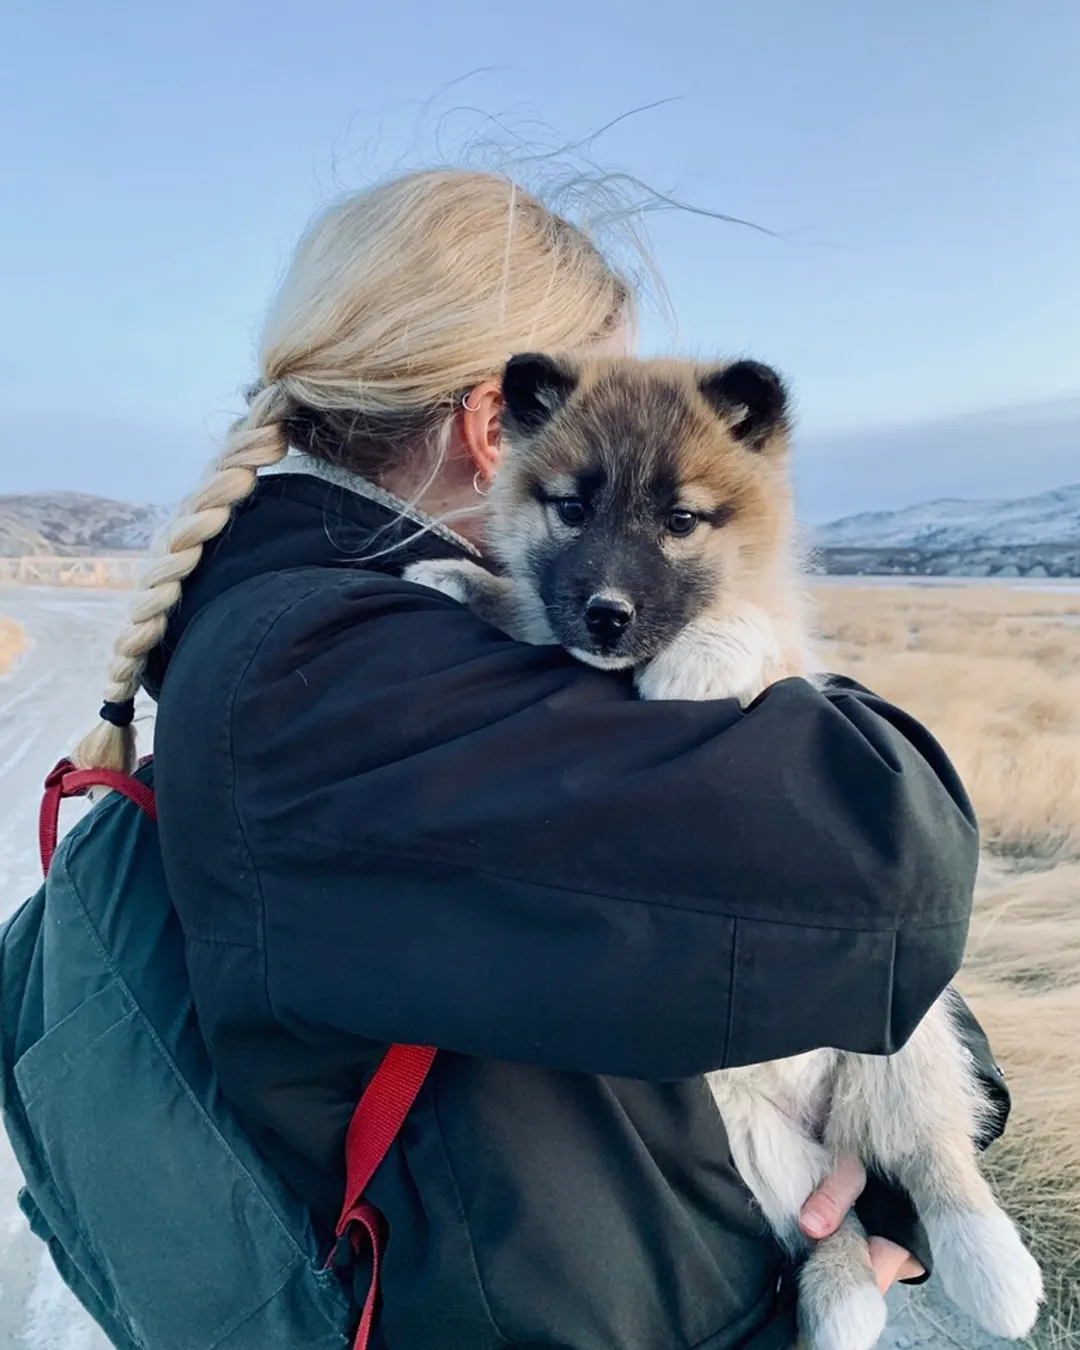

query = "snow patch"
(815, 483), (1080, 550)
(18, 1252), (95, 1350)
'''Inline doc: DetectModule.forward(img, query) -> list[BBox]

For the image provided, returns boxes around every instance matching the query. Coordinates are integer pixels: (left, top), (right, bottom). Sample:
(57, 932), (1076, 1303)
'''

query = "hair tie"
(100, 699), (136, 728)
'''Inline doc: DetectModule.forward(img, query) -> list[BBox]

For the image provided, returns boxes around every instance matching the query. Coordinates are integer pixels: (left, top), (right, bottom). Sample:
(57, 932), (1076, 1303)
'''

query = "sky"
(1, 0), (1077, 520)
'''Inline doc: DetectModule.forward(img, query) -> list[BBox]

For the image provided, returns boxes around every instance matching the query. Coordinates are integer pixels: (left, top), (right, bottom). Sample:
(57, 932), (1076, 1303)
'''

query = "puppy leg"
(636, 606), (784, 704)
(827, 994), (1042, 1340)
(403, 559), (554, 644)
(708, 1071), (887, 1350)
(706, 1069), (831, 1253)
(797, 1215), (888, 1350)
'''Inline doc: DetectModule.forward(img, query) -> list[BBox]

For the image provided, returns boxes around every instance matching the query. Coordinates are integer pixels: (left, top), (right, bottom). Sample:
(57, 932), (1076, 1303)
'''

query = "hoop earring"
(462, 389), (482, 413)
(473, 470), (489, 497)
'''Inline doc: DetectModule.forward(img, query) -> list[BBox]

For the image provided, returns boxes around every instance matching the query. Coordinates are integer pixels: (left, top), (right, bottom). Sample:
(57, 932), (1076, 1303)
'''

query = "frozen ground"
(0, 589), (127, 1350)
(0, 588), (1010, 1349)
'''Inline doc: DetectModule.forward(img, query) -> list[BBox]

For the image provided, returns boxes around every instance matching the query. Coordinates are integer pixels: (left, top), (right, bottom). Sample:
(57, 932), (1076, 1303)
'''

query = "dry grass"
(813, 587), (1080, 859)
(960, 864), (1080, 1349)
(0, 616), (28, 675)
(814, 585), (1080, 1347)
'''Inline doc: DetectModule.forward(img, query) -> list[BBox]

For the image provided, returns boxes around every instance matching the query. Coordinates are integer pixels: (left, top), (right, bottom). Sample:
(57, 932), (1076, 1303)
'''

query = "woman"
(74, 169), (1004, 1349)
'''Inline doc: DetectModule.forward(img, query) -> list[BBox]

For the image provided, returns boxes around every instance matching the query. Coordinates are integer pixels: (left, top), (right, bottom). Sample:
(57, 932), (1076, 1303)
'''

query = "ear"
(501, 353), (579, 434)
(458, 379), (503, 488)
(699, 360), (789, 449)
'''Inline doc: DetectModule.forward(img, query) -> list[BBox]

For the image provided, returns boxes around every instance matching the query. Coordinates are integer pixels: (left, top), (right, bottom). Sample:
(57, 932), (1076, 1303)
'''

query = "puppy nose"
(584, 596), (634, 644)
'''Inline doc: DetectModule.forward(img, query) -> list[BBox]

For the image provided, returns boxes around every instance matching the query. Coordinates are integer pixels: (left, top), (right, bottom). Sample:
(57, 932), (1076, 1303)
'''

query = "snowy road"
(0, 590), (1012, 1350)
(0, 589), (133, 1349)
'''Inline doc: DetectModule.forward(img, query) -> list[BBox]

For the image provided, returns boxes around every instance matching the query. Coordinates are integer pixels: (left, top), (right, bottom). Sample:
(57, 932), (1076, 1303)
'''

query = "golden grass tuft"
(815, 585), (1080, 1347)
(960, 862), (1080, 1349)
(813, 587), (1080, 858)
(0, 616), (28, 675)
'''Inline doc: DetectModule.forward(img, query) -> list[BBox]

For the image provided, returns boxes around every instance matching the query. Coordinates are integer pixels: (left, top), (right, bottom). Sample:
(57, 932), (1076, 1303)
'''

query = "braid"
(73, 384), (291, 773)
(72, 169), (639, 773)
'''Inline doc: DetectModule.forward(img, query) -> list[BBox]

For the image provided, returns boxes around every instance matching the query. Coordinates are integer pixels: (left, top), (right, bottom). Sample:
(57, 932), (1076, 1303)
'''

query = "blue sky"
(1, 0), (1077, 518)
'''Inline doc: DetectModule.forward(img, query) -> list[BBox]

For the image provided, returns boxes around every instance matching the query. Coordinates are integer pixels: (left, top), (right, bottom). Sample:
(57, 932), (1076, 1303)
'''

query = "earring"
(462, 389), (482, 413)
(472, 469), (489, 497)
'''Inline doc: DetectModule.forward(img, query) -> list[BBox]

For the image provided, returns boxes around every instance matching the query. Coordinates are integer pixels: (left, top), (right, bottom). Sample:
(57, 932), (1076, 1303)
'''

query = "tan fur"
(489, 356), (816, 694)
(404, 354), (1044, 1350)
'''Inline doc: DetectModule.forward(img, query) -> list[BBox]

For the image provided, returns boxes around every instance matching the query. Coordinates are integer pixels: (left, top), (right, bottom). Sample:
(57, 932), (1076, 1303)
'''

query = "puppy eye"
(555, 498), (587, 527)
(666, 509), (699, 537)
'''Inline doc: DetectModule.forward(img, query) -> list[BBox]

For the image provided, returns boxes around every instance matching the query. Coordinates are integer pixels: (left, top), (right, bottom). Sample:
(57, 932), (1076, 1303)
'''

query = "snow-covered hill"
(0, 492), (169, 557)
(816, 483), (1080, 550)
(3, 484), (1078, 576)
(813, 484), (1080, 576)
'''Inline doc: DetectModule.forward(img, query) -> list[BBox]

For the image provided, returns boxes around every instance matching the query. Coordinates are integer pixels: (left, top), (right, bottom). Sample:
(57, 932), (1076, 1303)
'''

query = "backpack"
(0, 757), (436, 1350)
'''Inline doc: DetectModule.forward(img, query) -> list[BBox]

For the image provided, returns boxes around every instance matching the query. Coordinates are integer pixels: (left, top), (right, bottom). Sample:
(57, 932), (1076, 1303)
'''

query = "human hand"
(798, 1157), (926, 1293)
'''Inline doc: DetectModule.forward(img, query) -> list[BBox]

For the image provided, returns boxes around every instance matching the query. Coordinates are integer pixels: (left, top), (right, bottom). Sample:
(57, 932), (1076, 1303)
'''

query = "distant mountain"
(0, 492), (169, 557)
(815, 483), (1080, 549)
(813, 484), (1080, 577)
(3, 485), (1078, 578)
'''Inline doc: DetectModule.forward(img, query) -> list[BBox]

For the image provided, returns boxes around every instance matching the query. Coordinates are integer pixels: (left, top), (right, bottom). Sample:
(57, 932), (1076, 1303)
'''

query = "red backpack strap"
(332, 1044), (438, 1349)
(39, 758), (434, 1348)
(39, 758), (158, 875)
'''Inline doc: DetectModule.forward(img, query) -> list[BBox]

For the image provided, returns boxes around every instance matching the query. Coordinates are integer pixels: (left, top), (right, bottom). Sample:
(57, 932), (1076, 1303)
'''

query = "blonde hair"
(74, 168), (634, 773)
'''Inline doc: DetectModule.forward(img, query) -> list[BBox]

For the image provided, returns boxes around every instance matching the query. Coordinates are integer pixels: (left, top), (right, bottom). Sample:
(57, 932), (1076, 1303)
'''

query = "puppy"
(405, 353), (1043, 1350)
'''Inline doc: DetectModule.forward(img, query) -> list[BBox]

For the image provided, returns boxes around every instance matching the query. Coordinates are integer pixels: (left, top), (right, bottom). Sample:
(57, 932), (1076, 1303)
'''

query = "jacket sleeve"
(170, 569), (980, 1081)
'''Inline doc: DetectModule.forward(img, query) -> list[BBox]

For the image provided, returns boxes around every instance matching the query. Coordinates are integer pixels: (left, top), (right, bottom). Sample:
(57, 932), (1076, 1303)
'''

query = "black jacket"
(148, 472), (1004, 1350)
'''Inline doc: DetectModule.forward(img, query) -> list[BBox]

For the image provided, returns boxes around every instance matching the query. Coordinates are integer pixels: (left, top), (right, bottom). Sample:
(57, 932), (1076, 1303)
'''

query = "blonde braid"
(73, 168), (640, 775)
(73, 383), (291, 773)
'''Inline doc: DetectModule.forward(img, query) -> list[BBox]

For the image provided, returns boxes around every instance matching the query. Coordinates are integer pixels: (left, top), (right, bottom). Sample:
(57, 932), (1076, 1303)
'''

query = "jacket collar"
(142, 457), (481, 699)
(260, 450), (481, 559)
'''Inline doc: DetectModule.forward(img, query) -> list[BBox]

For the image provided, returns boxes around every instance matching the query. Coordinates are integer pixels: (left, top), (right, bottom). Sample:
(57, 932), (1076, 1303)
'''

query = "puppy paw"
(635, 609), (781, 704)
(798, 1280), (888, 1350)
(402, 560), (476, 604)
(798, 1226), (888, 1350)
(927, 1208), (1043, 1339)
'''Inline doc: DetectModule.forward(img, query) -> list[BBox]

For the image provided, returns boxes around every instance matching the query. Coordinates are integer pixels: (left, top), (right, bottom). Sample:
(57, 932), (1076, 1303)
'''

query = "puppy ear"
(502, 353), (580, 433)
(699, 360), (789, 449)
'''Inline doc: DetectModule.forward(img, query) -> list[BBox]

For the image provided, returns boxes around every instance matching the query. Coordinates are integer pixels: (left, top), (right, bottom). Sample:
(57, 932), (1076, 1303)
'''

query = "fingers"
(798, 1157), (867, 1240)
(867, 1236), (926, 1294)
